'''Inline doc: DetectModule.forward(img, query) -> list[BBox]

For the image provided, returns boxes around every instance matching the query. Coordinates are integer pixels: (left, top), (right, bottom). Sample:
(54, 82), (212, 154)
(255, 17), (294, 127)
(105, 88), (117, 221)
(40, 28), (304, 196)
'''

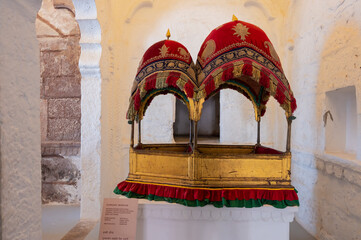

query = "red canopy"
(127, 20), (297, 121)
(196, 20), (296, 117)
(127, 40), (197, 121)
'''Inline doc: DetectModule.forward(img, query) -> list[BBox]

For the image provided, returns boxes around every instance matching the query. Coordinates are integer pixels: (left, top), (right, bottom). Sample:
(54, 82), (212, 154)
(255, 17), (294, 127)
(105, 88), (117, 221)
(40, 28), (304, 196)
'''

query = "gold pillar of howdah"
(127, 144), (292, 188)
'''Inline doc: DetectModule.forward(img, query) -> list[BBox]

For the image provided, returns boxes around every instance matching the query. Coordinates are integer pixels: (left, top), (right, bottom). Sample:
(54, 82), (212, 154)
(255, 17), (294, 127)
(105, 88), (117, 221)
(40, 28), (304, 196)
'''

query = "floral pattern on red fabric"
(197, 20), (283, 72)
(137, 40), (192, 75)
(166, 72), (181, 88)
(242, 63), (253, 76)
(145, 74), (157, 91)
(259, 70), (270, 88)
(205, 77), (216, 96)
(291, 96), (297, 112)
(134, 90), (141, 111)
(275, 86), (286, 104)
(221, 66), (234, 82)
(184, 81), (194, 98)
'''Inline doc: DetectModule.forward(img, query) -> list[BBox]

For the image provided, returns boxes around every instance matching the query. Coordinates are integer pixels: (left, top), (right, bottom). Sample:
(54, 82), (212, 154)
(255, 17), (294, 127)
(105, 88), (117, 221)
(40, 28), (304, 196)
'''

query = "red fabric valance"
(114, 180), (299, 209)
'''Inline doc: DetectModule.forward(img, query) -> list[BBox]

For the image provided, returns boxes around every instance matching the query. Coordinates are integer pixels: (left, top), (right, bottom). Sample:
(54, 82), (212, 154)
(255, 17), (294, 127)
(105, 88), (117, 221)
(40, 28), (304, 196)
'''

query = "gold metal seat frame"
(127, 114), (293, 188)
(128, 143), (291, 188)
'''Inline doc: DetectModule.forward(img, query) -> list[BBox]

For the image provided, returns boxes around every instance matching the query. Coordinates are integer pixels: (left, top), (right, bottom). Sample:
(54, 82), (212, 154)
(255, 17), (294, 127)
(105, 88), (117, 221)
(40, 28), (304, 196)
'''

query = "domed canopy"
(127, 20), (297, 122)
(118, 21), (299, 208)
(196, 20), (296, 117)
(127, 39), (197, 121)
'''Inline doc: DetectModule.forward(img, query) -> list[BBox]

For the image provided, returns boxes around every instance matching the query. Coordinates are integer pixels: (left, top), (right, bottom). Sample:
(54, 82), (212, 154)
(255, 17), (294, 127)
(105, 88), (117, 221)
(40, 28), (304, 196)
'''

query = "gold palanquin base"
(127, 144), (292, 188)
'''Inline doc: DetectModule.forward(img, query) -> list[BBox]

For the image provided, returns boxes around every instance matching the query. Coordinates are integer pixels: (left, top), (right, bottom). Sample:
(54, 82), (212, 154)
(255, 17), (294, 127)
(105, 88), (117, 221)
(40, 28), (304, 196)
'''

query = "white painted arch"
(71, 0), (102, 220)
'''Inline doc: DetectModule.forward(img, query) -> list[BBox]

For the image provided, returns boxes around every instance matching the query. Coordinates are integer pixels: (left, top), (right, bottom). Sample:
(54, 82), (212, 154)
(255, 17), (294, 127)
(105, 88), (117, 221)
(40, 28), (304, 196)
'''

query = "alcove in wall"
(324, 86), (357, 158)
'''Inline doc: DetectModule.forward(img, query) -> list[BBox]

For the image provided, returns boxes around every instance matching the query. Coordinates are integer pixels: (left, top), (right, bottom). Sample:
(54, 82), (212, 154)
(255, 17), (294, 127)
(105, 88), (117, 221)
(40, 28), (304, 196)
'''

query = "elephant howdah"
(114, 16), (299, 208)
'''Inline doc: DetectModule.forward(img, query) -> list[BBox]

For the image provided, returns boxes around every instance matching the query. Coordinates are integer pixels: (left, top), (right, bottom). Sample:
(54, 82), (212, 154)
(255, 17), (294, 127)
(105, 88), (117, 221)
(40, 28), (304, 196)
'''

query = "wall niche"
(324, 86), (357, 158)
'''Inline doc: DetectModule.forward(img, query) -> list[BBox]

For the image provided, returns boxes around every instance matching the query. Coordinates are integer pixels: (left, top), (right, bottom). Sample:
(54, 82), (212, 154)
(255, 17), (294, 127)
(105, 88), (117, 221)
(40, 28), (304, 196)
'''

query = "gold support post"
(189, 120), (193, 145)
(130, 121), (134, 148)
(138, 120), (142, 146)
(286, 117), (292, 152)
(194, 121), (198, 150)
(257, 118), (261, 146)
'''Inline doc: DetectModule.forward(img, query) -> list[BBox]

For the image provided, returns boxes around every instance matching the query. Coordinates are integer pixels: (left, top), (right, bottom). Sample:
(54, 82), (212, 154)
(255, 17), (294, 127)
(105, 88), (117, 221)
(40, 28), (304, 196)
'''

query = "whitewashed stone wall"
(286, 0), (361, 239)
(0, 0), (42, 239)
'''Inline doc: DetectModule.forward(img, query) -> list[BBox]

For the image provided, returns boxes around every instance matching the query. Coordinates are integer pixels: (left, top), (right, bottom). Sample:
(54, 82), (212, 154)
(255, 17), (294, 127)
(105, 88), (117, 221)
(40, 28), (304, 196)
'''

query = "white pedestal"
(137, 200), (298, 240)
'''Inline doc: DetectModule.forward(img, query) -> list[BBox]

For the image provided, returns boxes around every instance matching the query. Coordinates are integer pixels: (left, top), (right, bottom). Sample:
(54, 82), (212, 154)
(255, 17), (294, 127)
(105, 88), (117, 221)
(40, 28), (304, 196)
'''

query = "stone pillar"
(0, 0), (42, 239)
(72, 0), (102, 220)
(36, 0), (82, 204)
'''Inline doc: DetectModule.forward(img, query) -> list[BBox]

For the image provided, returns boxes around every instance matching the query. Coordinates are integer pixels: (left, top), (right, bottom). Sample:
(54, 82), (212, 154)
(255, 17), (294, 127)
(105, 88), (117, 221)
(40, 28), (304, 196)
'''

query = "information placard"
(99, 198), (138, 240)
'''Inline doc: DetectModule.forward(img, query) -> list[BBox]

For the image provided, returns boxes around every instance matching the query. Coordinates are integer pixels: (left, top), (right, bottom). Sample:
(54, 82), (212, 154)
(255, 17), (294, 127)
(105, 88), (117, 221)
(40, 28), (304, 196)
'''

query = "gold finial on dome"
(232, 14), (238, 21)
(166, 29), (171, 40)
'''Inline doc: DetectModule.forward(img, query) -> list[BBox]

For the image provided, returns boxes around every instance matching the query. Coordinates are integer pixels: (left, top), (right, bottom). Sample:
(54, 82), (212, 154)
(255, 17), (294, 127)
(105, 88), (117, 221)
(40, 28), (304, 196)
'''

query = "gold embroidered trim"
(198, 41), (282, 71)
(264, 41), (280, 63)
(138, 50), (192, 73)
(201, 39), (216, 61)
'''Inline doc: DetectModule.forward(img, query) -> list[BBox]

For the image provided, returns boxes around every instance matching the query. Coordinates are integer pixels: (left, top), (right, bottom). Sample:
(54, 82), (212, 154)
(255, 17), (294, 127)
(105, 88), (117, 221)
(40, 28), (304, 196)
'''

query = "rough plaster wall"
(94, 1), (293, 209)
(286, 0), (361, 239)
(0, 0), (42, 239)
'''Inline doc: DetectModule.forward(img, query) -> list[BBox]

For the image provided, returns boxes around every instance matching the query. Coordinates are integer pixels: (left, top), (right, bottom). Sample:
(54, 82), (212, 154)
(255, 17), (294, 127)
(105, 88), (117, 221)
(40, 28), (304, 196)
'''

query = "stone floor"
(42, 205), (315, 240)
(291, 221), (315, 240)
(42, 205), (80, 240)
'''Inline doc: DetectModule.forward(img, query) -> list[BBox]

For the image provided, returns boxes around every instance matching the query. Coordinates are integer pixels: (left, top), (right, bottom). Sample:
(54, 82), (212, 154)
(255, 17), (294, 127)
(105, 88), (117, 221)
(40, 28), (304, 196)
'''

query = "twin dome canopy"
(127, 17), (297, 122)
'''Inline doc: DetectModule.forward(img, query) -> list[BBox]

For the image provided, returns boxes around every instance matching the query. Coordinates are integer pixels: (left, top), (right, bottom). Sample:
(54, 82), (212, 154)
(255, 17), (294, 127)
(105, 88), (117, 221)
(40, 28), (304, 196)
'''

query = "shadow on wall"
(312, 22), (361, 240)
